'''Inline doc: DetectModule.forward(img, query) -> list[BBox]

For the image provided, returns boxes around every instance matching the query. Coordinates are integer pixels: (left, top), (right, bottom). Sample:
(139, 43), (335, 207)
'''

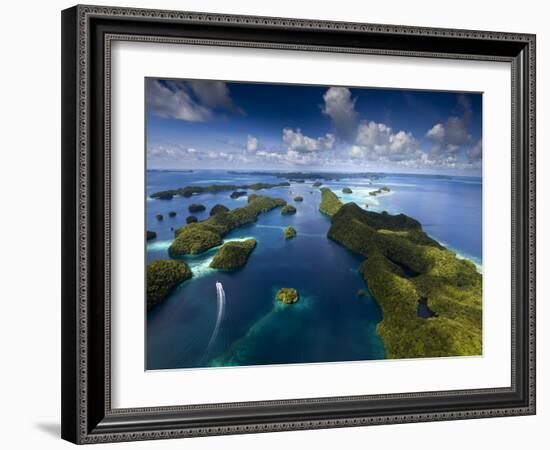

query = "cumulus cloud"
(246, 135), (259, 152)
(282, 128), (335, 152)
(322, 87), (358, 141)
(350, 121), (420, 162)
(147, 144), (200, 161)
(466, 139), (482, 161)
(146, 79), (244, 122)
(425, 94), (473, 158)
(186, 80), (245, 115)
(147, 79), (212, 122)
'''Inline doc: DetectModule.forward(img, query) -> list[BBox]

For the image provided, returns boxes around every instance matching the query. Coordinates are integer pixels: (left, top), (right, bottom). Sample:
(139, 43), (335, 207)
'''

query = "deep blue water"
(146, 170), (482, 370)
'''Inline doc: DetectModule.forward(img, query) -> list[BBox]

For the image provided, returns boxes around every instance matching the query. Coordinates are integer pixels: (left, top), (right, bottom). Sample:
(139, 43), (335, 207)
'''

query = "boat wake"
(201, 281), (226, 363)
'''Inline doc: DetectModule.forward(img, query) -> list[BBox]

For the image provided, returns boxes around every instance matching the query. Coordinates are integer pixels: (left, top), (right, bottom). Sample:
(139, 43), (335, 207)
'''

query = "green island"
(188, 203), (206, 213)
(146, 230), (157, 241)
(294, 196), (304, 202)
(326, 196), (482, 359)
(169, 194), (286, 256)
(284, 226), (297, 240)
(230, 191), (248, 199)
(369, 186), (391, 196)
(150, 182), (290, 200)
(210, 239), (257, 270)
(146, 259), (192, 310)
(342, 187), (353, 194)
(281, 204), (297, 215)
(210, 204), (229, 216)
(319, 187), (344, 217)
(276, 288), (299, 304)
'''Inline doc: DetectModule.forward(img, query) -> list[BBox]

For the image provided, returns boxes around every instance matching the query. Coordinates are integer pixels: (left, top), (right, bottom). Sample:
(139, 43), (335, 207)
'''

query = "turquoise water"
(146, 170), (482, 370)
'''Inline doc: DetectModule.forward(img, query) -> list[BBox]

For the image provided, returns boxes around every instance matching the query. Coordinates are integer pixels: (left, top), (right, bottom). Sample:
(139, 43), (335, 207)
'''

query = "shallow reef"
(327, 200), (482, 359)
(146, 259), (192, 311)
(210, 239), (257, 270)
(169, 195), (286, 256)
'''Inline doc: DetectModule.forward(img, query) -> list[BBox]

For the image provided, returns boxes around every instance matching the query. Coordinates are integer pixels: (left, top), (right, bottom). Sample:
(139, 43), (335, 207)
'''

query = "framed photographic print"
(61, 5), (536, 444)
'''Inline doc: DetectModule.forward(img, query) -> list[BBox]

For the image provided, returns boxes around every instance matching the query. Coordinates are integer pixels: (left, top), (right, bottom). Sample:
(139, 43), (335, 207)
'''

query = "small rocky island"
(188, 203), (206, 213)
(186, 215), (198, 224)
(368, 186), (391, 196)
(312, 181), (322, 187)
(230, 191), (247, 199)
(169, 194), (286, 256)
(146, 260), (192, 310)
(146, 230), (157, 241)
(210, 239), (257, 270)
(281, 205), (297, 215)
(342, 187), (353, 194)
(284, 226), (297, 240)
(276, 288), (299, 304)
(168, 211), (177, 217)
(294, 196), (304, 202)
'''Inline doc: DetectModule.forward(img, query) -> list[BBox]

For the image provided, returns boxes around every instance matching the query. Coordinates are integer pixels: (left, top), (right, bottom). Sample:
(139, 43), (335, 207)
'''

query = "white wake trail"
(201, 282), (225, 362)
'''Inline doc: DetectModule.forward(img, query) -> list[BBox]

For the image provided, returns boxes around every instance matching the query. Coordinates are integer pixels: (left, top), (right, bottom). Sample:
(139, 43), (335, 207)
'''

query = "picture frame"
(61, 4), (536, 444)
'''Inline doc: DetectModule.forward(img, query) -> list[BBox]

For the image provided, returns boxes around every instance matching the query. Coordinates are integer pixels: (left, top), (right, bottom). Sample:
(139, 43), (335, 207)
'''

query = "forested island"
(168, 194), (286, 256)
(323, 189), (482, 358)
(150, 182), (290, 200)
(210, 239), (257, 270)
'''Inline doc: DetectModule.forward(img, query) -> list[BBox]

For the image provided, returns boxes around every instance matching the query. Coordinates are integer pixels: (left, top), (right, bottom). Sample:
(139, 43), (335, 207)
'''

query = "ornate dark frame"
(61, 4), (536, 444)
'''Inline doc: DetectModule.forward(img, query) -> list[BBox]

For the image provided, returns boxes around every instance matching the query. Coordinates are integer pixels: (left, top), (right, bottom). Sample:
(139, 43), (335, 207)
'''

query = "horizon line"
(146, 167), (482, 178)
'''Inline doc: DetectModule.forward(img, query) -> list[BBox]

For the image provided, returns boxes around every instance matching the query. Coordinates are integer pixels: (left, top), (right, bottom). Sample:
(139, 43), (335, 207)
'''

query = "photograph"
(145, 78), (483, 370)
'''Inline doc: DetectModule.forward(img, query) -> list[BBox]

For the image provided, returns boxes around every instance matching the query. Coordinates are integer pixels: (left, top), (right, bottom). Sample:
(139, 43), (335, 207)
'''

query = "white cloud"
(186, 80), (245, 115)
(322, 87), (357, 140)
(466, 139), (482, 161)
(246, 135), (259, 152)
(146, 79), (244, 122)
(425, 95), (473, 158)
(351, 121), (420, 162)
(147, 144), (200, 161)
(282, 128), (335, 152)
(147, 80), (212, 122)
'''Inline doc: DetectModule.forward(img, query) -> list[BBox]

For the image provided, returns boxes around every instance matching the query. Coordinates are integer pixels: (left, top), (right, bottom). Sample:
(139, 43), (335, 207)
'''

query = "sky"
(146, 78), (483, 175)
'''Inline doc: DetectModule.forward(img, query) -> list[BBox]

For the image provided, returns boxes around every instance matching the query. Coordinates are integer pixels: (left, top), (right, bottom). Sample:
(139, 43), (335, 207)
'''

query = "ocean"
(145, 170), (482, 370)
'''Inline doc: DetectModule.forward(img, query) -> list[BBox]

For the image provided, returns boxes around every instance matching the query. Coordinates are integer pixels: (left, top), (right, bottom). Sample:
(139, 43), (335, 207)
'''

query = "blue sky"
(146, 78), (482, 175)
